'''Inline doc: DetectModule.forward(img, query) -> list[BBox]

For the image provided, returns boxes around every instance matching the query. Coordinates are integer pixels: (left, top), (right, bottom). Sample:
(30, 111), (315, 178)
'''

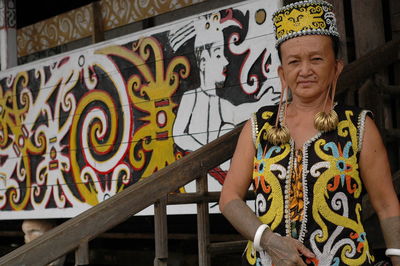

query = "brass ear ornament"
(265, 124), (290, 146)
(314, 110), (339, 132)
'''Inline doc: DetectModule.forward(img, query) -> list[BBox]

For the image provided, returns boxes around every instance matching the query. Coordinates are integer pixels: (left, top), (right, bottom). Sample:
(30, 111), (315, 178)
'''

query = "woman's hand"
(261, 230), (315, 266)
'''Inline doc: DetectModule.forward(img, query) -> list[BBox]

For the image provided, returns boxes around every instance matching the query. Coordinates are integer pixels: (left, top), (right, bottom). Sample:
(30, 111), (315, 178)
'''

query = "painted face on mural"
(199, 43), (228, 89)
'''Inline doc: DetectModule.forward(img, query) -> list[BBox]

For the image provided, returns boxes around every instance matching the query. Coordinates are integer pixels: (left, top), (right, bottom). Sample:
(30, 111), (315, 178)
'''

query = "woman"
(219, 1), (400, 265)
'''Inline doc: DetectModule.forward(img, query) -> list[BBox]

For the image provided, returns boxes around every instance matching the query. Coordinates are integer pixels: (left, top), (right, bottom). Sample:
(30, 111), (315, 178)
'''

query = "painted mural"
(0, 0), (281, 219)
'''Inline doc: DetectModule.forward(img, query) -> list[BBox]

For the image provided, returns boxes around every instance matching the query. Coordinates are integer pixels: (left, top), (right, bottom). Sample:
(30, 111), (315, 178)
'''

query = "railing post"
(75, 241), (89, 266)
(154, 196), (168, 266)
(197, 172), (210, 266)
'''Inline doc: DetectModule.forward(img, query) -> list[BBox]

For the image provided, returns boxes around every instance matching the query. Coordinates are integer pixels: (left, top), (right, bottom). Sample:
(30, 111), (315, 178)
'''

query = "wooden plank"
(357, 79), (374, 110)
(386, 129), (400, 139)
(197, 174), (210, 266)
(154, 197), (168, 266)
(351, 0), (385, 58)
(0, 124), (243, 266)
(381, 84), (400, 95)
(392, 13), (400, 32)
(351, 0), (387, 129)
(336, 39), (400, 95)
(75, 241), (89, 266)
(91, 0), (104, 43)
(167, 190), (255, 205)
(390, 0), (400, 15)
(95, 232), (244, 241)
(326, 0), (348, 62)
(208, 240), (247, 255)
(0, 0), (17, 70)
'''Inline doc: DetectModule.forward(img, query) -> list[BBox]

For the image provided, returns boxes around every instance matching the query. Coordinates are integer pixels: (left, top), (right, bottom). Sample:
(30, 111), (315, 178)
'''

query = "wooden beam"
(95, 232), (244, 241)
(0, 124), (243, 266)
(196, 174), (211, 266)
(91, 0), (104, 43)
(326, 0), (348, 62)
(154, 197), (168, 266)
(75, 241), (89, 266)
(336, 39), (400, 95)
(208, 240), (247, 255)
(386, 129), (400, 139)
(351, 0), (385, 58)
(381, 85), (400, 95)
(166, 190), (255, 205)
(0, 0), (17, 70)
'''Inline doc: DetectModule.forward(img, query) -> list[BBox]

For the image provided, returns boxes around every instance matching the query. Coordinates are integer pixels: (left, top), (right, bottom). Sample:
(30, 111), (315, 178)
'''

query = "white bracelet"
(253, 224), (269, 252)
(385, 248), (400, 257)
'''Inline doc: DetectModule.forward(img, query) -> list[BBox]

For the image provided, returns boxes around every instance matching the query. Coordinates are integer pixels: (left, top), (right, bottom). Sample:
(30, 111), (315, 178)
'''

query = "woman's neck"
(288, 94), (333, 115)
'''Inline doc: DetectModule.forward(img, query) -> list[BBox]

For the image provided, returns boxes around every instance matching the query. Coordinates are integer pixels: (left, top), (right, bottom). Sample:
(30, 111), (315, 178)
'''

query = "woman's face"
(278, 35), (343, 103)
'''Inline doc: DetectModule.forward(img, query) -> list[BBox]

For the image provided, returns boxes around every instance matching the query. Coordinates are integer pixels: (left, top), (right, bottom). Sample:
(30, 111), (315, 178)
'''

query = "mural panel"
(0, 0), (281, 219)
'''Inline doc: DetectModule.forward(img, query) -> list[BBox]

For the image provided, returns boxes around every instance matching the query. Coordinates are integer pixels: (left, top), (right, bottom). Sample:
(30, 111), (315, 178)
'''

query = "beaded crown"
(272, 0), (339, 47)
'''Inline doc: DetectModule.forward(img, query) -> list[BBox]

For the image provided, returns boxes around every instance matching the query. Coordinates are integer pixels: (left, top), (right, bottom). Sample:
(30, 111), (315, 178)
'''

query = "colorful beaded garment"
(244, 104), (374, 266)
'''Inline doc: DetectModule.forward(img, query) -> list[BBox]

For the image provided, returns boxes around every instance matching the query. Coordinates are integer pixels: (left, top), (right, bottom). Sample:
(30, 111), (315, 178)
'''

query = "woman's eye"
(312, 57), (322, 61)
(288, 60), (298, 65)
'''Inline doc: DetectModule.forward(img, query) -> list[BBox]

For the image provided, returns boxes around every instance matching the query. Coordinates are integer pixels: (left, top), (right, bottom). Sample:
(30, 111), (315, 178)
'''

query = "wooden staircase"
(0, 39), (399, 266)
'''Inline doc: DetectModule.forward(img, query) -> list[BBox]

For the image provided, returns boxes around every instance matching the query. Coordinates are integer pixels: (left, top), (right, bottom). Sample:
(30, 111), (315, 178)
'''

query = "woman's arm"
(219, 120), (314, 265)
(359, 116), (400, 265)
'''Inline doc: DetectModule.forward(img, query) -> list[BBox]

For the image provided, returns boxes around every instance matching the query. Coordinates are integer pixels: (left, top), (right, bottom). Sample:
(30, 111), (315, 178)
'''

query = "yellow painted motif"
(70, 90), (118, 205)
(97, 37), (190, 185)
(0, 73), (46, 210)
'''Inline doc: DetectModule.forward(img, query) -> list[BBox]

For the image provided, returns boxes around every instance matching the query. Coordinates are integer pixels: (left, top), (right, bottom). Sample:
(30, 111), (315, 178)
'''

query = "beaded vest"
(245, 104), (375, 265)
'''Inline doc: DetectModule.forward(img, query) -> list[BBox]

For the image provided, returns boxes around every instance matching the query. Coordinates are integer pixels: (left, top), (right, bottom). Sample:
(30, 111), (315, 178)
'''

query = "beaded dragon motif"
(246, 111), (292, 264)
(311, 110), (374, 264)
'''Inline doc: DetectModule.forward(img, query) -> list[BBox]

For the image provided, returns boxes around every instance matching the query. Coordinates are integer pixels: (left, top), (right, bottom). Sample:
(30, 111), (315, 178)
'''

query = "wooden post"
(154, 197), (168, 266)
(91, 0), (104, 43)
(197, 173), (210, 266)
(0, 0), (17, 70)
(75, 241), (89, 266)
(351, 0), (387, 131)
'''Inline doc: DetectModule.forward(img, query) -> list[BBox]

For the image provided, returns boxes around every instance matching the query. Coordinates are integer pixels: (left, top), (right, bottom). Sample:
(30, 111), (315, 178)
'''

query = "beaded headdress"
(265, 0), (342, 146)
(272, 0), (339, 47)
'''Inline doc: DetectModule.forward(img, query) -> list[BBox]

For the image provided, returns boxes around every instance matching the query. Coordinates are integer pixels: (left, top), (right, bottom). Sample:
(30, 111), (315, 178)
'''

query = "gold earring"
(314, 110), (339, 132)
(265, 125), (290, 146)
(314, 76), (339, 132)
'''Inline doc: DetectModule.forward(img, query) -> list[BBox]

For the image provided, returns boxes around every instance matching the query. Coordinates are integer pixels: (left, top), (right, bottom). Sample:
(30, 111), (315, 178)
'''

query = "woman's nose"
(299, 61), (312, 76)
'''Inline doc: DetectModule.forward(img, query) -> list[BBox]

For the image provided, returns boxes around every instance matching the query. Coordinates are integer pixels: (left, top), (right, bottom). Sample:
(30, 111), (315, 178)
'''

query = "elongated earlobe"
(265, 86), (290, 145)
(314, 64), (341, 132)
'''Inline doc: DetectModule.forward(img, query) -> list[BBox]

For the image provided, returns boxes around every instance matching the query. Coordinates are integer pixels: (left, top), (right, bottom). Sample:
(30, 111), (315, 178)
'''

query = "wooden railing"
(0, 39), (400, 266)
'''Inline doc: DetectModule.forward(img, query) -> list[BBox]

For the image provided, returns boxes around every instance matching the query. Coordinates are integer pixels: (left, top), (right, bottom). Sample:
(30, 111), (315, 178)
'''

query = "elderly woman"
(219, 1), (400, 265)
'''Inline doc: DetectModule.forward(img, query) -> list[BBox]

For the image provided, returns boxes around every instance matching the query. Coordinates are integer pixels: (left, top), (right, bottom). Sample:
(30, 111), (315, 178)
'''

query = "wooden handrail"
(337, 39), (400, 94)
(0, 124), (243, 266)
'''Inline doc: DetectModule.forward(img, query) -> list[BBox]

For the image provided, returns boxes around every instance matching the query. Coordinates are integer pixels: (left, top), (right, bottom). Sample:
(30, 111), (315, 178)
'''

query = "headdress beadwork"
(272, 0), (339, 47)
